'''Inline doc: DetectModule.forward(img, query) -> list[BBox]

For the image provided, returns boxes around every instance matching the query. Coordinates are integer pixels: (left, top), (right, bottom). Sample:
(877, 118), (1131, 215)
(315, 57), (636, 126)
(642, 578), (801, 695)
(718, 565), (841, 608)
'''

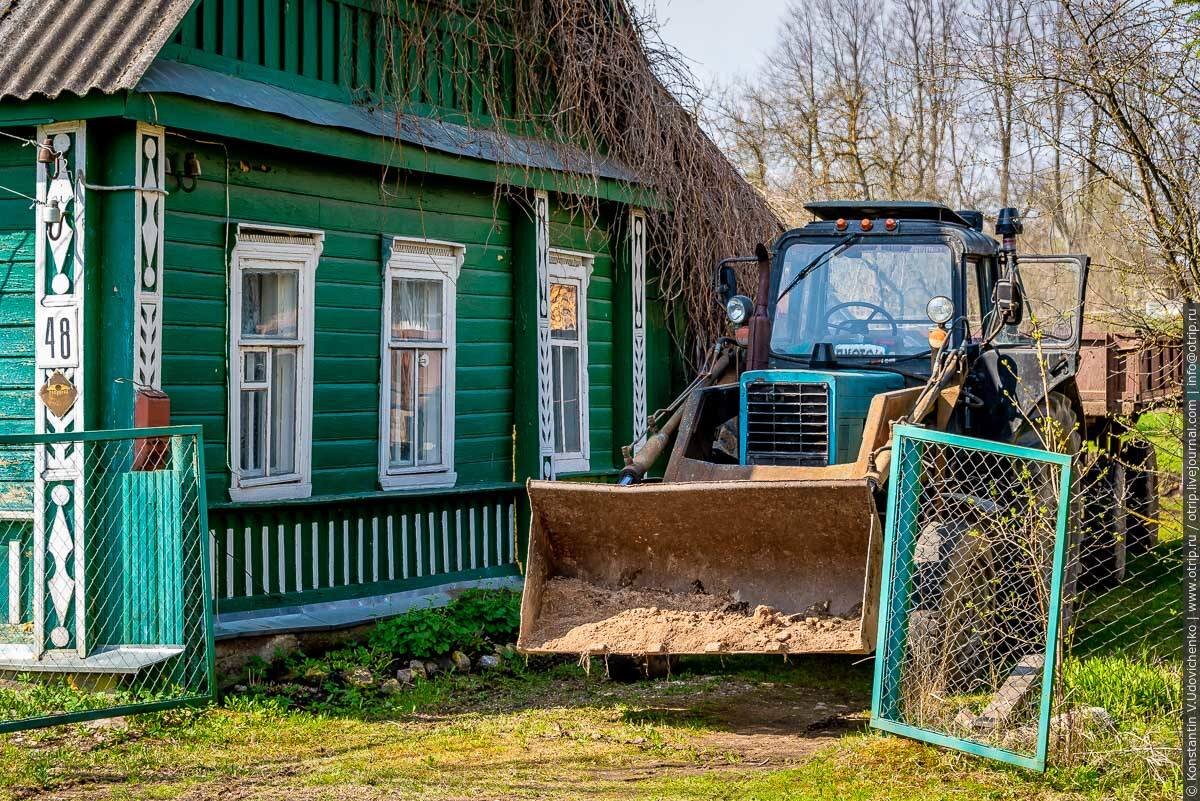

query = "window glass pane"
(966, 261), (984, 341)
(240, 389), (266, 478)
(552, 348), (564, 452)
(270, 349), (297, 475)
(561, 345), (581, 453)
(550, 282), (578, 341)
(417, 350), (443, 466)
(553, 344), (581, 454)
(242, 270), (298, 338)
(392, 278), (443, 342)
(389, 349), (416, 468)
(1012, 259), (1082, 343)
(243, 351), (267, 383)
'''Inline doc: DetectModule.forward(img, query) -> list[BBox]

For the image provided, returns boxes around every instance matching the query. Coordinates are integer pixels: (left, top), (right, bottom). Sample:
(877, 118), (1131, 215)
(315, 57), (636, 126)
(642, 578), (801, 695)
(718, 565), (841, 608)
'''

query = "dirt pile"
(526, 577), (862, 654)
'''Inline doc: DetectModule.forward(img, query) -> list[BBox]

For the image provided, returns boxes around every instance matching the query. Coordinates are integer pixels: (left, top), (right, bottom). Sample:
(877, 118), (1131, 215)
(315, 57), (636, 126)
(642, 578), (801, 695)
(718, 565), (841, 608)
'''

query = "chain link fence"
(872, 425), (1073, 770)
(873, 417), (1182, 784)
(1054, 417), (1181, 788)
(0, 426), (214, 733)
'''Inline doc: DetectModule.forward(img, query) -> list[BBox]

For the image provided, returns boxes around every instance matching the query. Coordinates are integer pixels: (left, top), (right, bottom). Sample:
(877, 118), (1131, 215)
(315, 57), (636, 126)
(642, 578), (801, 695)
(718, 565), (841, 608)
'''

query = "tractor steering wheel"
(823, 301), (899, 338)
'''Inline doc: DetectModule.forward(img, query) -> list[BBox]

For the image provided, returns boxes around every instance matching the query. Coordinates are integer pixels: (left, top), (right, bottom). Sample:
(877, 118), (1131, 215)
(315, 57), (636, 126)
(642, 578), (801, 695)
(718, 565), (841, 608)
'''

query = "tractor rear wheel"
(1011, 389), (1082, 630)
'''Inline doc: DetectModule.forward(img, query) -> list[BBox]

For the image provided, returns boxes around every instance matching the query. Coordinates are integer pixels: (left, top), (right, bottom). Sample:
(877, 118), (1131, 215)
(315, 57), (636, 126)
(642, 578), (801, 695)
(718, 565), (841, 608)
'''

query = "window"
(548, 252), (592, 473)
(228, 225), (323, 502)
(379, 238), (463, 489)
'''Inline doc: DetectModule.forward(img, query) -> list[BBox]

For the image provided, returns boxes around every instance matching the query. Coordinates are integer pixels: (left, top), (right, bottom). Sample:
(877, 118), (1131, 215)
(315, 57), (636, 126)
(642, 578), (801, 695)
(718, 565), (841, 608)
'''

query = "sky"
(628, 0), (786, 89)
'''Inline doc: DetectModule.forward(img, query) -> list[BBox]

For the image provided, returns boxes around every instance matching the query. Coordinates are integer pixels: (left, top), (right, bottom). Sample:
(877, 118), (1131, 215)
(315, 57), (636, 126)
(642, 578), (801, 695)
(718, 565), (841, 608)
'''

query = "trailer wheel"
(1123, 442), (1159, 555)
(1078, 455), (1126, 591)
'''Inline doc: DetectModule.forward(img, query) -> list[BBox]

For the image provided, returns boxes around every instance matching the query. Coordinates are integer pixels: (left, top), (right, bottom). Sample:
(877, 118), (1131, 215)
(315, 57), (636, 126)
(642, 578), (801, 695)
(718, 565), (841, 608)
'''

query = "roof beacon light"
(860, 218), (873, 232)
(884, 218), (897, 232)
(835, 218), (848, 232)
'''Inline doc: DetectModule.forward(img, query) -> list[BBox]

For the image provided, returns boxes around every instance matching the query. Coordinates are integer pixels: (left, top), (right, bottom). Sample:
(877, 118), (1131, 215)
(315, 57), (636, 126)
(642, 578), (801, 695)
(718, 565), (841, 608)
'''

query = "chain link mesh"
(1054, 423), (1181, 786)
(875, 429), (1070, 767)
(0, 429), (213, 732)
(876, 419), (1182, 780)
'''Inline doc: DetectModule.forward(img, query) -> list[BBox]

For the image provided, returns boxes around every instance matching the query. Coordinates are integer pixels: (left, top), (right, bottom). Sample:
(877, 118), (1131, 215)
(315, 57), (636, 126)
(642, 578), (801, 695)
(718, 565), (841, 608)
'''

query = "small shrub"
(368, 589), (521, 659)
(449, 588), (522, 643)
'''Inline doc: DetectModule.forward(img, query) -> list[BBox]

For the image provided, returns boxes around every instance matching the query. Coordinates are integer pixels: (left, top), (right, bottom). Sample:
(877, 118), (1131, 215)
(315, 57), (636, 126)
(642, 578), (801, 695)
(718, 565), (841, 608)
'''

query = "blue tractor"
(518, 201), (1141, 658)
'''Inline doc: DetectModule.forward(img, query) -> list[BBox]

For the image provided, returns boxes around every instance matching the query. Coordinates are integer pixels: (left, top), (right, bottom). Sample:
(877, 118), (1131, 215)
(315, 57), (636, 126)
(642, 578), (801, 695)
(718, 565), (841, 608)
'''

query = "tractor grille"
(744, 381), (830, 466)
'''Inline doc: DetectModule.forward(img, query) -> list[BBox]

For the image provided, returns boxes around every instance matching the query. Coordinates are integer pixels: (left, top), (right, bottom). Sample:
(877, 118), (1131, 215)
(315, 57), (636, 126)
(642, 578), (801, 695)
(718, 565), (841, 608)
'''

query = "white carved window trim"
(228, 224), (323, 502)
(547, 249), (593, 474)
(378, 237), (464, 490)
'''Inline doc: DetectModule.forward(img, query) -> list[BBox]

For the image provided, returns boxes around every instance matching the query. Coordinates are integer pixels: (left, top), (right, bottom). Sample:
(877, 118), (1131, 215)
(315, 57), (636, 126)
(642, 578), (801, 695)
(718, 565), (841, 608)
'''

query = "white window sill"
(229, 482), (313, 503)
(378, 471), (458, 491)
(552, 456), (590, 474)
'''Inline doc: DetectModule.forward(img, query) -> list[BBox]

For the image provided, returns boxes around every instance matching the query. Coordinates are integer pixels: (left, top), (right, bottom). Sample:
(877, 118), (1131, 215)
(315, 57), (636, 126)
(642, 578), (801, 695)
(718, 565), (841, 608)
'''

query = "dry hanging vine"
(376, 0), (782, 365)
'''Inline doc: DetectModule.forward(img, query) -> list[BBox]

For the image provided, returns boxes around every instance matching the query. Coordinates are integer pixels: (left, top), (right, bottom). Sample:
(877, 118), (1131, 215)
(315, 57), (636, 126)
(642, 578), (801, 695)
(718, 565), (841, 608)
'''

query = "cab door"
(996, 255), (1090, 349)
(968, 254), (1090, 441)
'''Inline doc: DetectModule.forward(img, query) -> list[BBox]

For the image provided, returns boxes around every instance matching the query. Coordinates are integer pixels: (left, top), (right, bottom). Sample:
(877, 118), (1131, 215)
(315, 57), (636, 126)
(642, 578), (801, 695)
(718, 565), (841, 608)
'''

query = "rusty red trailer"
(1076, 329), (1181, 424)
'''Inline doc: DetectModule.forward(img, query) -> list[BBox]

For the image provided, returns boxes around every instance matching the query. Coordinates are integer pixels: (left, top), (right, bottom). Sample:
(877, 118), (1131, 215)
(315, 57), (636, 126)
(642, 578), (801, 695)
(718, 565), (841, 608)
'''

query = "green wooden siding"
(0, 136), (35, 538)
(165, 0), (515, 121)
(207, 484), (521, 613)
(0, 135), (34, 438)
(162, 139), (628, 500)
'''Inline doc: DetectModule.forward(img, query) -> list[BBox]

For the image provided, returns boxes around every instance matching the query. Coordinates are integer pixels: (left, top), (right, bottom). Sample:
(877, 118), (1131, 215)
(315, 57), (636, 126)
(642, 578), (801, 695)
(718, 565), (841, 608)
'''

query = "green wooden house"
(0, 0), (699, 639)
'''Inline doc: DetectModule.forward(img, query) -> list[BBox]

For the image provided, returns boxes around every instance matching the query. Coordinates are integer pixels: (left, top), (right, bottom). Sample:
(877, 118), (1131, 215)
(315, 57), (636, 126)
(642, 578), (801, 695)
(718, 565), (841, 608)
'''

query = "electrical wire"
(0, 181), (42, 206)
(0, 128), (53, 157)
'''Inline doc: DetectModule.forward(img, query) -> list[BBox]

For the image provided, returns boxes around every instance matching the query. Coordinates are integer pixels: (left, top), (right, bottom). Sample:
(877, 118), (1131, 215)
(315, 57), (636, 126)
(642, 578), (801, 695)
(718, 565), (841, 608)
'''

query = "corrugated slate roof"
(0, 0), (194, 100)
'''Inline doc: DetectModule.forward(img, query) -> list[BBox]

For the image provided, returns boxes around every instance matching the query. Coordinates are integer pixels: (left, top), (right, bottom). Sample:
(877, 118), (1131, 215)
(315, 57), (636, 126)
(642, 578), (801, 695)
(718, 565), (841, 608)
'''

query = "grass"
(0, 648), (1179, 801)
(0, 424), (1182, 800)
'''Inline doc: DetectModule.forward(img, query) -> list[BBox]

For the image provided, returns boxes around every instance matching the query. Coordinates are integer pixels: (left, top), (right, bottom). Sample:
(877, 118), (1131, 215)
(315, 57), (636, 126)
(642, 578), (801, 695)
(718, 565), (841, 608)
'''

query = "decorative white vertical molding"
(7, 540), (19, 625)
(630, 208), (648, 450)
(533, 191), (555, 480)
(133, 123), (166, 389)
(33, 121), (87, 658)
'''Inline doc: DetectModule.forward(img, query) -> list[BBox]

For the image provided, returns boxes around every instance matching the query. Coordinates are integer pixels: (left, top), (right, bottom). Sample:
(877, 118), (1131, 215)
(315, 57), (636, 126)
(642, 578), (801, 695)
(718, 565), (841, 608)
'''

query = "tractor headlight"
(726, 295), (753, 326)
(926, 295), (954, 326)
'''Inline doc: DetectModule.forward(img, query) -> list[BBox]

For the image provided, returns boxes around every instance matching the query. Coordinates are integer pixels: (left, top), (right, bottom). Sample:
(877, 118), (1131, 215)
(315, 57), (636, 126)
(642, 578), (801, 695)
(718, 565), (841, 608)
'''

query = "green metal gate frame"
(0, 425), (216, 733)
(869, 424), (1073, 772)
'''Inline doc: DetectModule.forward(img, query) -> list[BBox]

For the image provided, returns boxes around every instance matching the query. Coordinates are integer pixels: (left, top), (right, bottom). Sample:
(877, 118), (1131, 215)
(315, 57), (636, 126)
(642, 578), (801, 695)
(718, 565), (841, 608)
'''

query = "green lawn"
(0, 650), (1179, 801)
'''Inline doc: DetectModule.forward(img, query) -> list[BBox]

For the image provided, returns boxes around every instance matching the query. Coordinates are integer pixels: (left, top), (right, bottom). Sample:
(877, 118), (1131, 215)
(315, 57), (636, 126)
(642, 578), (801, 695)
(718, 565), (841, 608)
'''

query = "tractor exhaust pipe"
(747, 243), (772, 371)
(993, 208), (1024, 327)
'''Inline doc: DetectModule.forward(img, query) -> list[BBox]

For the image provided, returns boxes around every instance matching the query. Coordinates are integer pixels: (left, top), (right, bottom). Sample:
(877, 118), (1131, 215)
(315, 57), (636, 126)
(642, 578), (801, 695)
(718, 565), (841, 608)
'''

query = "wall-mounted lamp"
(44, 199), (64, 239)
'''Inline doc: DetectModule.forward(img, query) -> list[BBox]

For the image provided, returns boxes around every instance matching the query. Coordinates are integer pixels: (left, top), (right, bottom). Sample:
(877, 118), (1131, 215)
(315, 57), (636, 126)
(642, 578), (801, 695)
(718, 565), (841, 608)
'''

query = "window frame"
(547, 250), (593, 474)
(378, 237), (464, 490)
(228, 225), (323, 502)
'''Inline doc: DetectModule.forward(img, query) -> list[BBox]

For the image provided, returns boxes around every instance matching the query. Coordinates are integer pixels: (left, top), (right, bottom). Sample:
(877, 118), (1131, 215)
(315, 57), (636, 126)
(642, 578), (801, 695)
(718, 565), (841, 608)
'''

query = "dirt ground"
(526, 577), (862, 654)
(0, 661), (884, 801)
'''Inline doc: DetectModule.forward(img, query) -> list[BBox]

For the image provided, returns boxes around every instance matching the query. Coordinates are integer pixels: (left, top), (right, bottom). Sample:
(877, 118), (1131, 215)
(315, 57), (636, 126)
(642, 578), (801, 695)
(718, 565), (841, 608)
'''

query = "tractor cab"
(717, 201), (1088, 468)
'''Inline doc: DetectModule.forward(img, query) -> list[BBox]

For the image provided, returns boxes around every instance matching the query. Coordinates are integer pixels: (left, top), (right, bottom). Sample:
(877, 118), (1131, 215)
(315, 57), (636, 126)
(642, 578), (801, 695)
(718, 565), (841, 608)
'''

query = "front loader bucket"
(518, 479), (884, 656)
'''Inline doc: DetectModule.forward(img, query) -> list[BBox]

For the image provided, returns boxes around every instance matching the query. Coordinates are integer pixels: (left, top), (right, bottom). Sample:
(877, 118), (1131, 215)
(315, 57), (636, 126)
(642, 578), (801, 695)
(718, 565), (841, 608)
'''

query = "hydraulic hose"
(617, 347), (734, 485)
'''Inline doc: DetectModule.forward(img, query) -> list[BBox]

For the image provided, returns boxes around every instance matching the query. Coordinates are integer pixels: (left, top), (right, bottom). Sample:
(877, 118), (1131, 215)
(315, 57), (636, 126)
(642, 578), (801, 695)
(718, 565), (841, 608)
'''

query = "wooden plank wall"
(0, 135), (34, 630)
(207, 486), (521, 612)
(167, 0), (514, 118)
(161, 138), (622, 501)
(0, 135), (34, 438)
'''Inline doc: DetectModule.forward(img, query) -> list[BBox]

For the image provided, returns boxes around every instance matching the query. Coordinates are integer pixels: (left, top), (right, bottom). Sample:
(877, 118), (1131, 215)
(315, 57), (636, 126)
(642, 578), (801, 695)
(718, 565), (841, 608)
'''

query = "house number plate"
(36, 306), (79, 369)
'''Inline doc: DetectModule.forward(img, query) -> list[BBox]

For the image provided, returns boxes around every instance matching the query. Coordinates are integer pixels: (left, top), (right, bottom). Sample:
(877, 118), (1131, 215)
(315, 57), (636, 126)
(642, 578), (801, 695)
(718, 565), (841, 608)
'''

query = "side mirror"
(715, 264), (738, 305)
(993, 276), (1024, 325)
